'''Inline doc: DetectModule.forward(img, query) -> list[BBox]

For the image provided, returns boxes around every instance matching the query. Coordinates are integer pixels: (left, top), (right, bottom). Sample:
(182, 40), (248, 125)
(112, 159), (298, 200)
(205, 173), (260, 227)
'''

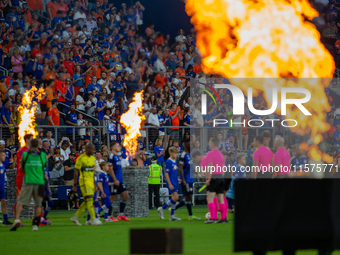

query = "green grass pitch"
(1, 205), (339, 255)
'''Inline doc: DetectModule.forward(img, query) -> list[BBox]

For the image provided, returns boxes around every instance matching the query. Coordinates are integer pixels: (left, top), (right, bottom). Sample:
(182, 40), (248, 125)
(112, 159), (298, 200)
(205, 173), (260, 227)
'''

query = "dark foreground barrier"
(234, 179), (340, 254)
(130, 228), (183, 254)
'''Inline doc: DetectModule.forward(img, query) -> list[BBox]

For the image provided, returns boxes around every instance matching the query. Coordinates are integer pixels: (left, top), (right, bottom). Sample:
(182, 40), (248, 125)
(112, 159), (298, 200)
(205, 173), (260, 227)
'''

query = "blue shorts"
(0, 189), (6, 199)
(167, 185), (178, 194)
(227, 197), (234, 210)
(181, 183), (193, 196)
(101, 196), (112, 207)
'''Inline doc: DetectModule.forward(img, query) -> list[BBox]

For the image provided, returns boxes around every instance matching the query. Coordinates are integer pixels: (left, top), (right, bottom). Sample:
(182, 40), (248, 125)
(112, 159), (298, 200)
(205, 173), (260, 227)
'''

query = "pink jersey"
(274, 147), (290, 175)
(200, 155), (209, 168)
(206, 149), (225, 175)
(253, 146), (273, 172)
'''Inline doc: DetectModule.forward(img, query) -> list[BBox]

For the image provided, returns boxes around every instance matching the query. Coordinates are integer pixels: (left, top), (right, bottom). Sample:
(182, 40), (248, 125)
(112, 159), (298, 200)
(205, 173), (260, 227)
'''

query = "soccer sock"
(94, 201), (100, 217)
(14, 201), (17, 215)
(185, 201), (193, 217)
(4, 214), (8, 222)
(162, 198), (175, 209)
(171, 202), (176, 216)
(86, 198), (96, 220)
(98, 204), (107, 214)
(219, 203), (227, 220)
(32, 216), (41, 226)
(224, 197), (228, 219)
(208, 202), (216, 220)
(108, 205), (113, 217)
(213, 198), (218, 220)
(75, 201), (87, 217)
(104, 207), (109, 219)
(119, 200), (127, 216)
(175, 199), (185, 210)
(44, 206), (51, 219)
(87, 212), (91, 221)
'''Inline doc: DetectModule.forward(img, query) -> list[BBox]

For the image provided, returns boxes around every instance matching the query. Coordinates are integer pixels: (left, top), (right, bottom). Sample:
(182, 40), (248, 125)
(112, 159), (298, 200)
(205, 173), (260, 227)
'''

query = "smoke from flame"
(186, 0), (335, 159)
(120, 92), (145, 157)
(18, 87), (45, 147)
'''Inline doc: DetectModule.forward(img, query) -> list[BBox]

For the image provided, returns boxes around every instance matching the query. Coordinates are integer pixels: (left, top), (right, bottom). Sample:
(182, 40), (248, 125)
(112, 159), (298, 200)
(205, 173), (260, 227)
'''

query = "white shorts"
(141, 130), (146, 137)
(159, 131), (164, 136)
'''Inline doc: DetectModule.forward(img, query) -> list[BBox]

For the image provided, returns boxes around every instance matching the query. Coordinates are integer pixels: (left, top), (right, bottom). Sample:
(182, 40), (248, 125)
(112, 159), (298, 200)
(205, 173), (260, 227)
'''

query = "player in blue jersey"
(107, 142), (130, 221)
(175, 140), (200, 220)
(0, 150), (12, 226)
(226, 155), (246, 214)
(97, 162), (114, 222)
(86, 167), (100, 225)
(157, 147), (181, 221)
(0, 140), (11, 169)
(41, 166), (53, 226)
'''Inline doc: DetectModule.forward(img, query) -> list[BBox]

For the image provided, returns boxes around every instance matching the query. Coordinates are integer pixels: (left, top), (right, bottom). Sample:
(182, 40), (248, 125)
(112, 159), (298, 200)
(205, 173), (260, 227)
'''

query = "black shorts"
(182, 183), (193, 196)
(110, 183), (127, 195)
(224, 178), (231, 191)
(40, 103), (47, 112)
(207, 178), (224, 194)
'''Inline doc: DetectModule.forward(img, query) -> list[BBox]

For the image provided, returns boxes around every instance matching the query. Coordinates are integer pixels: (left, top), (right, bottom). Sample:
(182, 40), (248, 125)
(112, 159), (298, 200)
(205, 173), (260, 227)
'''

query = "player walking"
(175, 140), (200, 220)
(0, 150), (12, 226)
(97, 162), (114, 221)
(205, 137), (227, 224)
(70, 144), (102, 226)
(157, 147), (181, 221)
(107, 142), (130, 221)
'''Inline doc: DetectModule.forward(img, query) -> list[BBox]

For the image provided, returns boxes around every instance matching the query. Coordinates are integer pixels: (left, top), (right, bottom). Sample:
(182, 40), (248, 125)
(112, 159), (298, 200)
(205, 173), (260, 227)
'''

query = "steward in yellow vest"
(148, 157), (161, 209)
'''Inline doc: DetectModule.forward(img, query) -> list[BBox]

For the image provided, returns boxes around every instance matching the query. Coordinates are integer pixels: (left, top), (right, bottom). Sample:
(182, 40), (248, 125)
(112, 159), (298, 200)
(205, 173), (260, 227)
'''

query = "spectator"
(146, 106), (160, 145)
(169, 103), (180, 141)
(225, 133), (237, 157)
(125, 73), (138, 100)
(51, 146), (64, 184)
(1, 101), (16, 127)
(333, 124), (340, 146)
(63, 152), (76, 185)
(41, 138), (53, 174)
(11, 49), (23, 73)
(65, 103), (78, 138)
(48, 99), (60, 127)
(59, 139), (71, 161)
(45, 130), (55, 148)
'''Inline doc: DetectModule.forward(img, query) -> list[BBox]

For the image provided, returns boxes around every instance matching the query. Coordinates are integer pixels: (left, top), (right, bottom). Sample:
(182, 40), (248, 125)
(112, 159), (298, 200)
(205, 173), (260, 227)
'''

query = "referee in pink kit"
(204, 137), (227, 223)
(273, 136), (290, 178)
(252, 136), (274, 179)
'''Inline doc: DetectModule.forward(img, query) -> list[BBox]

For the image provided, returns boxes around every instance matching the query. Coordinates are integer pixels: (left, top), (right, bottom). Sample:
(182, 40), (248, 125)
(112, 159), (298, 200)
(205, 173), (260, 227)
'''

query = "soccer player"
(97, 162), (113, 221)
(252, 135), (274, 179)
(205, 137), (227, 224)
(0, 150), (12, 226)
(107, 142), (130, 221)
(175, 140), (200, 220)
(157, 146), (181, 221)
(86, 165), (100, 225)
(70, 143), (102, 226)
(41, 166), (53, 225)
(226, 155), (247, 213)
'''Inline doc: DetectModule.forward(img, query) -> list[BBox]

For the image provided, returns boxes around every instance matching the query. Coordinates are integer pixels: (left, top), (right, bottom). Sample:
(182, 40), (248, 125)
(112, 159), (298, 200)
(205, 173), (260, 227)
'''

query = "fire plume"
(120, 92), (145, 157)
(186, 0), (335, 159)
(18, 87), (44, 147)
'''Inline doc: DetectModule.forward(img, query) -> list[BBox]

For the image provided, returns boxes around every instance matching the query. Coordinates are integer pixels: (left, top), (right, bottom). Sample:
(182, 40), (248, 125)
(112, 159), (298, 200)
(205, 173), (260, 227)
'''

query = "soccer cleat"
(3, 220), (13, 226)
(189, 215), (201, 221)
(70, 215), (82, 226)
(169, 215), (181, 221)
(103, 218), (109, 222)
(109, 216), (118, 222)
(157, 207), (165, 220)
(117, 215), (130, 221)
(10, 221), (21, 231)
(204, 219), (218, 224)
(19, 222), (25, 227)
(32, 225), (39, 231)
(85, 220), (92, 225)
(217, 219), (229, 223)
(91, 218), (103, 226)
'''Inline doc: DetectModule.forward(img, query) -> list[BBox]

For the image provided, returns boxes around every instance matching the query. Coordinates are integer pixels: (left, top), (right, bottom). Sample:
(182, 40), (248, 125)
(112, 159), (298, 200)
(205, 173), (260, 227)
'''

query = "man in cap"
(62, 24), (73, 44)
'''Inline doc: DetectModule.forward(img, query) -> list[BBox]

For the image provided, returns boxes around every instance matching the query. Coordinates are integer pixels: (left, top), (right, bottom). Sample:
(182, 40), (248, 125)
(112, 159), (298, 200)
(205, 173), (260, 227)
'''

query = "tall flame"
(18, 87), (45, 147)
(120, 92), (145, 157)
(186, 0), (335, 159)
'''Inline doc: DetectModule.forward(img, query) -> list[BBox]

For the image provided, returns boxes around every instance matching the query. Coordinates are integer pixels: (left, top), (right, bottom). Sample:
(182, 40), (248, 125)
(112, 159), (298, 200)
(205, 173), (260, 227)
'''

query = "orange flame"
(186, 0), (335, 159)
(18, 87), (45, 147)
(120, 92), (145, 157)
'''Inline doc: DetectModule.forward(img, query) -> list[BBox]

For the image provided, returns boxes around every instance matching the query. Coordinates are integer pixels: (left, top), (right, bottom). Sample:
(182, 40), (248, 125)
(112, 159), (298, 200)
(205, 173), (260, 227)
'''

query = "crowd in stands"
(0, 0), (339, 188)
